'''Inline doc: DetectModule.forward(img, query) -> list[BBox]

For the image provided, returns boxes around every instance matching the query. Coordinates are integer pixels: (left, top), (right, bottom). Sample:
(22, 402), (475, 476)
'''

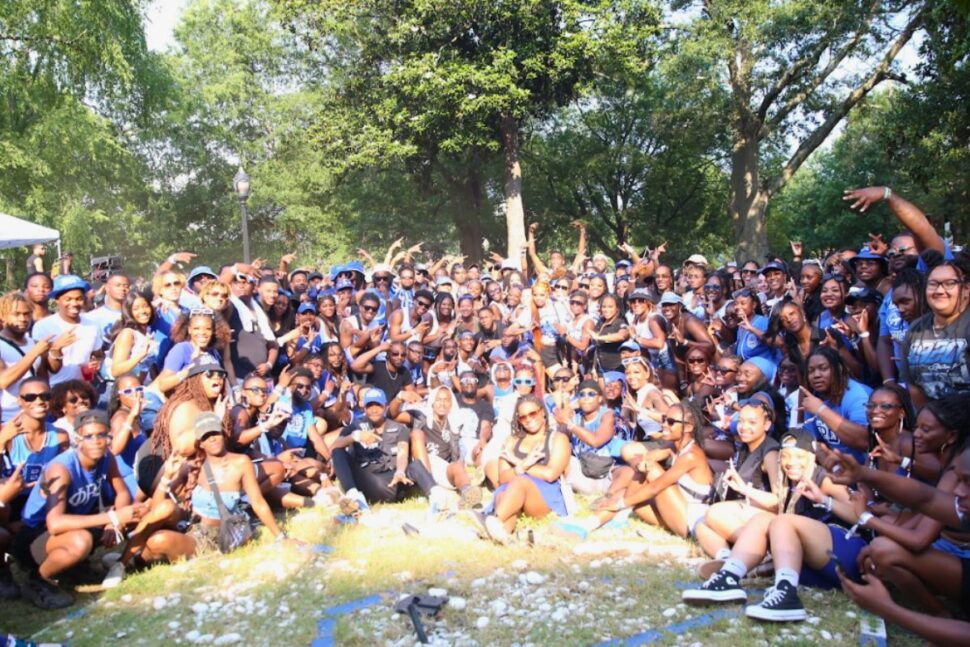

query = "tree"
(672, 0), (926, 261)
(278, 0), (659, 260)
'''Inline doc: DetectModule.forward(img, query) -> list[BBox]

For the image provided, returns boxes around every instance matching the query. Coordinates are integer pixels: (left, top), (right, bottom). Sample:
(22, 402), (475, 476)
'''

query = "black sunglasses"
(360, 304), (378, 312)
(21, 392), (52, 403)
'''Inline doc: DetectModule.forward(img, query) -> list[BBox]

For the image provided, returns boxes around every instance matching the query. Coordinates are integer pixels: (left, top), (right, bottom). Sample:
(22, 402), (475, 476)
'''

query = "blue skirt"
(800, 524), (867, 590)
(487, 474), (568, 517)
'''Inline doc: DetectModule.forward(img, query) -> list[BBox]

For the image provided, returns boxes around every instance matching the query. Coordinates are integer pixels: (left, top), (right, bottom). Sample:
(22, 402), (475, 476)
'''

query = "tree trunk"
(500, 114), (526, 264)
(453, 166), (486, 264)
(729, 133), (769, 263)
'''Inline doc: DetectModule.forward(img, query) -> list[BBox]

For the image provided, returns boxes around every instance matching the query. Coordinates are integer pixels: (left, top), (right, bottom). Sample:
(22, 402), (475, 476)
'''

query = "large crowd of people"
(1, 185), (968, 643)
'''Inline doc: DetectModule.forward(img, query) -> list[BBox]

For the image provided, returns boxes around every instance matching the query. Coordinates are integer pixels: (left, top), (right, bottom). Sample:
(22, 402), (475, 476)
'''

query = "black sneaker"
(744, 580), (807, 621)
(22, 574), (73, 610)
(0, 562), (19, 600)
(681, 569), (747, 603)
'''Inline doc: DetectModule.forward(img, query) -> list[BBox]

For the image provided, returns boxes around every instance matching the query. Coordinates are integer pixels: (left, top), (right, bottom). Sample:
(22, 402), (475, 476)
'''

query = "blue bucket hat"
(744, 356), (777, 385)
(49, 274), (90, 299)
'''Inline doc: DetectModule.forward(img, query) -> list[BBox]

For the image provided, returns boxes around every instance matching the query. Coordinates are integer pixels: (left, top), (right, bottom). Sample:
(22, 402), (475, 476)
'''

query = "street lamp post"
(233, 167), (251, 263)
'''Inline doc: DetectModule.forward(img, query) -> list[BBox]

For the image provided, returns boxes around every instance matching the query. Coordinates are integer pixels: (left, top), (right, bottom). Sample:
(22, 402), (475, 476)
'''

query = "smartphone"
(826, 549), (863, 584)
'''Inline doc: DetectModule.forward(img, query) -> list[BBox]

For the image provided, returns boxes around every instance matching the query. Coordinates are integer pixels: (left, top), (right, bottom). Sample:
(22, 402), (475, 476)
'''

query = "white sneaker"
(313, 487), (340, 507)
(101, 561), (125, 589)
(484, 515), (512, 546)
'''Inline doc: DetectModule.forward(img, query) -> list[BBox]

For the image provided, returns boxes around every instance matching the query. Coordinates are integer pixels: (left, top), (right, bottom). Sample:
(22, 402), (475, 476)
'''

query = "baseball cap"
(188, 266), (217, 284)
(629, 288), (654, 302)
(577, 380), (603, 395)
(620, 339), (641, 352)
(658, 292), (683, 306)
(308, 271), (324, 281)
(75, 409), (109, 430)
(297, 302), (317, 314)
(780, 427), (816, 454)
(50, 274), (90, 299)
(436, 276), (454, 287)
(616, 259), (632, 269)
(759, 261), (787, 275)
(684, 254), (709, 267)
(186, 356), (227, 378)
(335, 278), (354, 291)
(194, 412), (223, 440)
(845, 286), (883, 306)
(361, 388), (387, 407)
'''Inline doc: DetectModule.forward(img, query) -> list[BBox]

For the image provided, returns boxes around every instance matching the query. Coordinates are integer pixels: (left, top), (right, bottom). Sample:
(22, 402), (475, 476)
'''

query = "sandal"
(23, 574), (73, 610)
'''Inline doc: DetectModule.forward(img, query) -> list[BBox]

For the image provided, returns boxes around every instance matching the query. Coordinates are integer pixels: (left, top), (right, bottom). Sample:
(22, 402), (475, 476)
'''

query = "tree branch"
(765, 4), (926, 198)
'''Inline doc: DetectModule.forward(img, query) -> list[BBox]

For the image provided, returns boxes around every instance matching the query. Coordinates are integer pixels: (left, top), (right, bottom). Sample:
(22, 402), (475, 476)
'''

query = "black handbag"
(579, 452), (614, 479)
(202, 460), (253, 553)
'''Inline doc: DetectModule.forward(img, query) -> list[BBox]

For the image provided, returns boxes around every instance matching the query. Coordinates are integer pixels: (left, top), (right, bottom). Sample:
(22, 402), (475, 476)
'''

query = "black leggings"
(331, 447), (436, 504)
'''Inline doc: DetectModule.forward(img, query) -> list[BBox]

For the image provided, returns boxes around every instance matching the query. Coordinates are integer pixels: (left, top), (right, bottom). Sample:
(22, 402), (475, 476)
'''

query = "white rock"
(662, 608), (678, 618)
(214, 633), (242, 645)
(471, 578), (486, 588)
(475, 616), (490, 629)
(185, 631), (201, 643)
(153, 596), (168, 610)
(511, 559), (529, 571)
(820, 630), (832, 640)
(577, 580), (590, 592)
(538, 603), (552, 613)
(121, 594), (133, 604)
(448, 597), (467, 611)
(168, 621), (181, 630)
(807, 616), (821, 625)
(191, 603), (208, 615)
(524, 571), (545, 585)
(428, 587), (448, 598)
(845, 611), (857, 619)
(490, 600), (508, 617)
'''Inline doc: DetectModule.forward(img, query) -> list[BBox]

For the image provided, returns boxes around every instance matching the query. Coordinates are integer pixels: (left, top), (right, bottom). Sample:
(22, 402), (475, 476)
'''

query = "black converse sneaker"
(744, 580), (807, 621)
(681, 569), (748, 603)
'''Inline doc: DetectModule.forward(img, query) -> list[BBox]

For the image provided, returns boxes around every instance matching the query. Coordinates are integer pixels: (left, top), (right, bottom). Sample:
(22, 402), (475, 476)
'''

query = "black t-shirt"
(367, 361), (413, 401)
(596, 318), (626, 371)
(477, 322), (506, 342)
(457, 396), (494, 437)
(416, 417), (461, 463)
(340, 418), (410, 471)
(26, 254), (42, 273)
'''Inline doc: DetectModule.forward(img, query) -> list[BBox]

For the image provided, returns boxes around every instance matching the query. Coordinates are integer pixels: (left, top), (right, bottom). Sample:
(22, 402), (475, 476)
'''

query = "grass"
(1, 499), (924, 647)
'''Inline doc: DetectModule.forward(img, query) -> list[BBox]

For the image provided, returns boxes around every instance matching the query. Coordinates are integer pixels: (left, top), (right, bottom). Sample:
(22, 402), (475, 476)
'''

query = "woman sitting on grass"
(126, 412), (287, 565)
(482, 395), (570, 545)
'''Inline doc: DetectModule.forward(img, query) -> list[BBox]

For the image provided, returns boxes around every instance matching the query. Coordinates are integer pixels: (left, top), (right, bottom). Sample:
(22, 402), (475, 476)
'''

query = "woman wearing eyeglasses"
(109, 374), (148, 498)
(50, 379), (96, 440)
(106, 292), (159, 384)
(901, 256), (970, 408)
(151, 270), (187, 339)
(482, 395), (571, 544)
(596, 400), (712, 539)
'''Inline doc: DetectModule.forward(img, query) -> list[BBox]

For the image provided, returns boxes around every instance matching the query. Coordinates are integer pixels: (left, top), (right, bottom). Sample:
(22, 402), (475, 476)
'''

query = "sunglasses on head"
(21, 392), (52, 403)
(119, 386), (145, 396)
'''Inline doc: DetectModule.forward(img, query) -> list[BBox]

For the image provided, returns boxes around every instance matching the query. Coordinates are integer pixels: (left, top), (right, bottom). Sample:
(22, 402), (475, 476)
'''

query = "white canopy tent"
(0, 212), (61, 256)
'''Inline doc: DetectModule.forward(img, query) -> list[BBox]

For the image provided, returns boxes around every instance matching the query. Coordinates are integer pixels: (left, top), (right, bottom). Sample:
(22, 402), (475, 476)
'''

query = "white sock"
(714, 547), (732, 561)
(722, 558), (748, 580)
(775, 568), (799, 588)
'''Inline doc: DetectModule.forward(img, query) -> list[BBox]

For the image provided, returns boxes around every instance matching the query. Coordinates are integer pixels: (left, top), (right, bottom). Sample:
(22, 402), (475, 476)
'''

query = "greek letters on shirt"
(68, 480), (102, 509)
(907, 336), (970, 399)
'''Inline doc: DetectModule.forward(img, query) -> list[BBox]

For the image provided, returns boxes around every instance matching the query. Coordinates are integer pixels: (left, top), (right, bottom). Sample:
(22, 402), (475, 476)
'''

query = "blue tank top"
(191, 485), (241, 520)
(2, 425), (61, 490)
(21, 449), (114, 528)
(571, 407), (611, 456)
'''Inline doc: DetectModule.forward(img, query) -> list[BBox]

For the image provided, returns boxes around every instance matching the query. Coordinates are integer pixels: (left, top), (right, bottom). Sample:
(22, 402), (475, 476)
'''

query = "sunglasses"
(569, 300), (586, 307)
(78, 432), (111, 442)
(360, 304), (378, 313)
(621, 357), (645, 367)
(703, 285), (721, 292)
(459, 378), (478, 385)
(388, 351), (405, 358)
(245, 386), (271, 395)
(732, 288), (755, 299)
(712, 366), (737, 374)
(554, 284), (569, 291)
(578, 390), (599, 398)
(629, 298), (648, 303)
(740, 269), (757, 275)
(233, 274), (253, 283)
(164, 281), (184, 288)
(203, 370), (225, 379)
(886, 245), (914, 258)
(119, 386), (145, 396)
(415, 300), (432, 309)
(687, 357), (708, 365)
(292, 382), (312, 391)
(190, 307), (215, 317)
(374, 275), (392, 283)
(517, 409), (543, 422)
(578, 283), (590, 289)
(21, 392), (52, 403)
(67, 395), (92, 404)
(865, 402), (901, 411)
(513, 378), (535, 387)
(552, 375), (572, 383)
(661, 415), (686, 425)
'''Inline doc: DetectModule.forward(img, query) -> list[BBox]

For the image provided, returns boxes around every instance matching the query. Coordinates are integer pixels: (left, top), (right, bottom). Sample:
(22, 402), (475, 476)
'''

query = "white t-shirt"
(31, 314), (103, 386)
(0, 335), (40, 422)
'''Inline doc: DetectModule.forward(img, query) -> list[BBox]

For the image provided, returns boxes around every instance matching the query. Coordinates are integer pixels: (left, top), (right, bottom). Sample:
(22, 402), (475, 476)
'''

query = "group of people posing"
(0, 186), (968, 644)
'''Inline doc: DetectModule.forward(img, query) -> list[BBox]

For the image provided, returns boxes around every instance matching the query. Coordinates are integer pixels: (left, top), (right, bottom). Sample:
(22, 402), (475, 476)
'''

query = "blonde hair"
(0, 291), (29, 321)
(152, 270), (187, 298)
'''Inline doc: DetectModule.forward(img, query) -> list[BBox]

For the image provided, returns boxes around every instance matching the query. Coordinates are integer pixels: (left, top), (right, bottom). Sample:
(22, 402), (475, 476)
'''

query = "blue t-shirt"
(878, 290), (909, 377)
(82, 305), (122, 342)
(804, 379), (872, 463)
(2, 425), (61, 491)
(163, 342), (222, 373)
(280, 400), (316, 450)
(736, 314), (779, 363)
